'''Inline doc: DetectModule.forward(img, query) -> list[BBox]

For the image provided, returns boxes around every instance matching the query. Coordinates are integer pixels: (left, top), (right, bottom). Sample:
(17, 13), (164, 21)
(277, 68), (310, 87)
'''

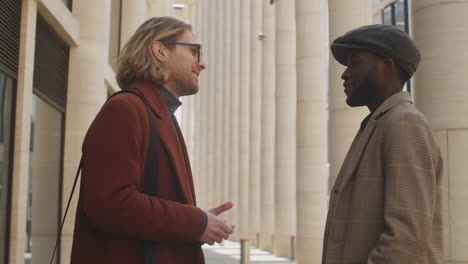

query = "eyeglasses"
(162, 42), (203, 62)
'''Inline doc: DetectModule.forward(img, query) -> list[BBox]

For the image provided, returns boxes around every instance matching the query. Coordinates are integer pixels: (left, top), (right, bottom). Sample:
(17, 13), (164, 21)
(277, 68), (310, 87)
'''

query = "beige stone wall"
(412, 1), (468, 263)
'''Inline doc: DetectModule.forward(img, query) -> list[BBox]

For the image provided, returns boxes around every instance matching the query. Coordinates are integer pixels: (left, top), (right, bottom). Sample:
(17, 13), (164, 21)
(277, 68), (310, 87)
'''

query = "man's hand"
(200, 202), (235, 245)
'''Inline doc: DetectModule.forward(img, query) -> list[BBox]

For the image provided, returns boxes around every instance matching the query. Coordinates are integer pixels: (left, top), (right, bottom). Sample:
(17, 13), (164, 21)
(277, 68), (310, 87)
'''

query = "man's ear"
(382, 58), (396, 73)
(152, 41), (168, 62)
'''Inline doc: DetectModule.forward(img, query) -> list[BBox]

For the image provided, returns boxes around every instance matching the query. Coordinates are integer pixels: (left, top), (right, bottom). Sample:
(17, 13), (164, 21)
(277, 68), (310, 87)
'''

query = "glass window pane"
(26, 94), (63, 264)
(0, 71), (14, 263)
(62, 0), (72, 10)
(383, 5), (393, 25)
(373, 0), (388, 9)
(395, 0), (406, 32)
(373, 12), (383, 24)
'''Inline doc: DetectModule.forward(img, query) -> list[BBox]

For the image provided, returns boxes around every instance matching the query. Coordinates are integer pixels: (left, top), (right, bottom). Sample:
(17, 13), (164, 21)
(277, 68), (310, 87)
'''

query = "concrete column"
(222, 0), (232, 212)
(214, 0), (224, 207)
(196, 0), (209, 209)
(248, 0), (262, 246)
(259, 0), (275, 252)
(60, 0), (111, 262)
(295, 0), (328, 262)
(192, 0), (203, 207)
(229, 0), (241, 241)
(328, 0), (371, 194)
(274, 0), (297, 258)
(121, 0), (146, 47)
(204, 0), (216, 208)
(411, 1), (468, 262)
(147, 0), (174, 18)
(239, 0), (251, 242)
(9, 1), (37, 263)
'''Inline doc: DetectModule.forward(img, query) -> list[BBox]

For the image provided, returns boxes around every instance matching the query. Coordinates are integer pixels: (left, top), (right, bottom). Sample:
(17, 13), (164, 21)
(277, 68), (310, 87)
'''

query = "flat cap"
(331, 24), (421, 78)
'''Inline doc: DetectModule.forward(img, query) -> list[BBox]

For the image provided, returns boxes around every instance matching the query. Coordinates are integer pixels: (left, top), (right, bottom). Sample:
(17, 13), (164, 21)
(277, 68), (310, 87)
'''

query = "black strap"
(49, 158), (83, 264)
(50, 90), (159, 264)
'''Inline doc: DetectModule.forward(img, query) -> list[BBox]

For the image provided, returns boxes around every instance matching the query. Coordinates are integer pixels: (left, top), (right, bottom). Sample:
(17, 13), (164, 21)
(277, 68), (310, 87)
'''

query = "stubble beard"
(346, 68), (377, 108)
(172, 70), (199, 97)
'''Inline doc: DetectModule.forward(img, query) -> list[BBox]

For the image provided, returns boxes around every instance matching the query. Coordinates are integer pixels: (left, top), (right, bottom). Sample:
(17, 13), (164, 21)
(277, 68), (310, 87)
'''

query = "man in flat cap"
(322, 24), (443, 264)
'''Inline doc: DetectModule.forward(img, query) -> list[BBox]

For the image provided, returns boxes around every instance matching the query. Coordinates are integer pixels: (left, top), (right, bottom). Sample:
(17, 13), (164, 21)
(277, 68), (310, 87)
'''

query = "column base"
(240, 239), (250, 264)
(273, 234), (293, 258)
(296, 236), (322, 263)
(259, 232), (273, 251)
(248, 232), (260, 248)
(273, 234), (294, 259)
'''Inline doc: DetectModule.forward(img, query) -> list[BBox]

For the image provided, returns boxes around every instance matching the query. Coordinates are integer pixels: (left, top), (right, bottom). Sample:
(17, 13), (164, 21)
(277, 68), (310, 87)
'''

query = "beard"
(170, 69), (199, 97)
(346, 67), (378, 107)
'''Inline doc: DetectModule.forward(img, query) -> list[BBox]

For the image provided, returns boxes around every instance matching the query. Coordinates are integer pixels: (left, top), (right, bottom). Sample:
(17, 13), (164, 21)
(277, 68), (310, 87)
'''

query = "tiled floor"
(203, 240), (295, 264)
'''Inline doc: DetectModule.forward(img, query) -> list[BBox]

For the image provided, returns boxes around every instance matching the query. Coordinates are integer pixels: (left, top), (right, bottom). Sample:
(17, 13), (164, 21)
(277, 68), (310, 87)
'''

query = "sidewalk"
(203, 240), (295, 264)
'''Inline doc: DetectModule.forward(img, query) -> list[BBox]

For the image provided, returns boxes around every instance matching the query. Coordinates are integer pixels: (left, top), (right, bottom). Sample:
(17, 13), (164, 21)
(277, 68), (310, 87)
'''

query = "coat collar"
(336, 91), (413, 192)
(371, 91), (413, 121)
(127, 80), (195, 204)
(127, 79), (171, 119)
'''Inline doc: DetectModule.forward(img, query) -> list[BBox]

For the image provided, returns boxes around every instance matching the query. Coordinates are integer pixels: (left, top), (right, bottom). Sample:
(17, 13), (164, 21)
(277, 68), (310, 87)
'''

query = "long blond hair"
(116, 17), (192, 89)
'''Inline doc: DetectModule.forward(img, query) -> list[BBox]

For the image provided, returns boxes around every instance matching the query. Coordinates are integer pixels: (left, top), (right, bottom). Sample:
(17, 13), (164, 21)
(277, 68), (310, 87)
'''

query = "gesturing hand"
(200, 202), (236, 245)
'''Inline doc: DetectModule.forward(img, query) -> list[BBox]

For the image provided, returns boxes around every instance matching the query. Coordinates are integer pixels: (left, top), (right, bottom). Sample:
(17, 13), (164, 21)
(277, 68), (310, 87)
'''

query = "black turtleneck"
(156, 84), (182, 115)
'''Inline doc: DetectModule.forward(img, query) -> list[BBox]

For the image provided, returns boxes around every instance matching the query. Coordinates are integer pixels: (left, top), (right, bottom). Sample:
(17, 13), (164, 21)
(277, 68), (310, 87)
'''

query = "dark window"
(381, 0), (411, 92)
(0, 0), (20, 262)
(0, 0), (21, 77)
(0, 72), (16, 264)
(25, 13), (68, 264)
(33, 14), (70, 112)
(63, 0), (72, 10)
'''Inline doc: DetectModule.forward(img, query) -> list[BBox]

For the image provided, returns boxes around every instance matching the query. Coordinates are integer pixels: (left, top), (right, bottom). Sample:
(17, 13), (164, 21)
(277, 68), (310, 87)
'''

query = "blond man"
(71, 17), (234, 264)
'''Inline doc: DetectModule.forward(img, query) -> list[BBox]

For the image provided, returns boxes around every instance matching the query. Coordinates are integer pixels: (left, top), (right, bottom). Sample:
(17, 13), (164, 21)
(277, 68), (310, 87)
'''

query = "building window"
(381, 0), (408, 32)
(26, 94), (64, 264)
(0, 72), (15, 264)
(377, 0), (411, 92)
(0, 0), (21, 78)
(63, 0), (72, 10)
(25, 13), (68, 264)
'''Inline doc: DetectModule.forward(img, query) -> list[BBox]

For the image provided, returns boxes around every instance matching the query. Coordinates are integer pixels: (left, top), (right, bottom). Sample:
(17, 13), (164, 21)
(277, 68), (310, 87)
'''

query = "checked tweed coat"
(322, 92), (443, 264)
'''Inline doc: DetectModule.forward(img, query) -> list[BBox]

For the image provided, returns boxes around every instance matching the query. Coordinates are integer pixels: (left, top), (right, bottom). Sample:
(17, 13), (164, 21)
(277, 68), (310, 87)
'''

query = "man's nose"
(199, 60), (207, 70)
(341, 68), (350, 80)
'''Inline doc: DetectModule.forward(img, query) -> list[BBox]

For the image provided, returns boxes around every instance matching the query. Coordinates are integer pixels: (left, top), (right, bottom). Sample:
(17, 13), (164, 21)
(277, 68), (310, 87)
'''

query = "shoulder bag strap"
(50, 90), (159, 264)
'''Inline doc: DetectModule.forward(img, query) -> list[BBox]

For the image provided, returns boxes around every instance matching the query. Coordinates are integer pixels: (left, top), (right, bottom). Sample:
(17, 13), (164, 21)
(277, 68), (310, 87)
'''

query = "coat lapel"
(337, 119), (377, 192)
(336, 92), (413, 192)
(158, 118), (195, 204)
(128, 80), (194, 205)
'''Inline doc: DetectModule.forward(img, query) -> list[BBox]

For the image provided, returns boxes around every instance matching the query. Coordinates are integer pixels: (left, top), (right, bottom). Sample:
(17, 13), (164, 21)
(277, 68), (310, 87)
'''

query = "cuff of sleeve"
(203, 211), (208, 233)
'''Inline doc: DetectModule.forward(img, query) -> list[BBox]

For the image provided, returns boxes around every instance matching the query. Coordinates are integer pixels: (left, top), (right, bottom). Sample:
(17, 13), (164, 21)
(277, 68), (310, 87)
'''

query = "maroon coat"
(71, 80), (206, 264)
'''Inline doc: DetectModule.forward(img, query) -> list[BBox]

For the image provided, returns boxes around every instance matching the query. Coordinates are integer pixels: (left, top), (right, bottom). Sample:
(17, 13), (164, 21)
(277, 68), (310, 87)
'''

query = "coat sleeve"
(367, 112), (442, 263)
(80, 96), (206, 243)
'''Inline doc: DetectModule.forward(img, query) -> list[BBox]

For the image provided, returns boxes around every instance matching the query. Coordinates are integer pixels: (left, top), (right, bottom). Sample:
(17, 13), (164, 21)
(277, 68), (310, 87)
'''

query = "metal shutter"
(33, 14), (69, 112)
(0, 0), (21, 77)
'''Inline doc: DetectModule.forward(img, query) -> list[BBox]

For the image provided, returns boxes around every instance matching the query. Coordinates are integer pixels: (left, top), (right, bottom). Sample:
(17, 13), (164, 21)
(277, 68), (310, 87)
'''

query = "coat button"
(333, 189), (338, 194)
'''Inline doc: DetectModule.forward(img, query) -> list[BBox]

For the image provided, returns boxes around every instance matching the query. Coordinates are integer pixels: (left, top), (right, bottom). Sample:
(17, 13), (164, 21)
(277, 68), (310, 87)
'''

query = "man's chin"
(181, 86), (199, 96)
(346, 97), (365, 107)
